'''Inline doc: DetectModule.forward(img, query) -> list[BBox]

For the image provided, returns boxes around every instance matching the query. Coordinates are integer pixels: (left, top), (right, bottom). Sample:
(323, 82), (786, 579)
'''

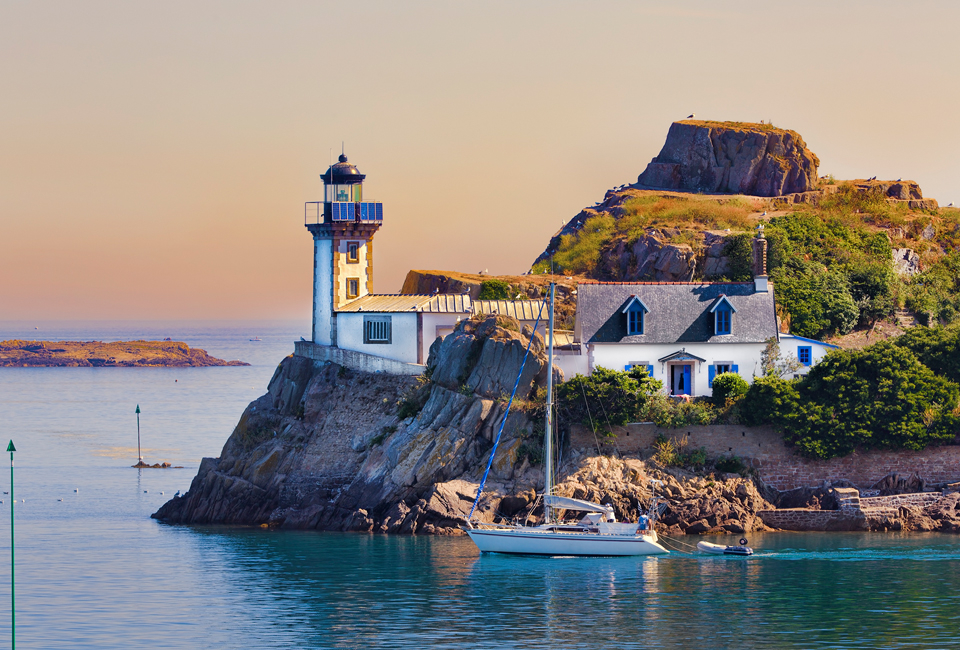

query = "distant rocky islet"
(0, 339), (248, 367)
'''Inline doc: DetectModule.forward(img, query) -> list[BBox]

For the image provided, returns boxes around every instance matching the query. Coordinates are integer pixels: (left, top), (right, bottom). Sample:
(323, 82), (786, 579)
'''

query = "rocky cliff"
(637, 120), (820, 197)
(153, 314), (776, 535)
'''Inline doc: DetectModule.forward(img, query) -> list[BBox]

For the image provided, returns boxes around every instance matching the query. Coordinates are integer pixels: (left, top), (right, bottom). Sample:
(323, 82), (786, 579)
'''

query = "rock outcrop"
(637, 120), (820, 197)
(154, 314), (778, 535)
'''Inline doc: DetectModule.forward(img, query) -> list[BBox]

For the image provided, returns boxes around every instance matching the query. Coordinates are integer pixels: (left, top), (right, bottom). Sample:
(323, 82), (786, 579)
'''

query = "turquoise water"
(2, 322), (960, 649)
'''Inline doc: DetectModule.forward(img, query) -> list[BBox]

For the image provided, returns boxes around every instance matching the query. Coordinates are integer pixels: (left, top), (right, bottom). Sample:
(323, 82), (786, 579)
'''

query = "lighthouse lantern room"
(305, 153), (384, 346)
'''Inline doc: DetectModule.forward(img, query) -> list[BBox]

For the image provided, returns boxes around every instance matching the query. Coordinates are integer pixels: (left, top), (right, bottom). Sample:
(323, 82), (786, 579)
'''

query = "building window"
(346, 278), (359, 299)
(715, 308), (731, 335)
(627, 307), (644, 335)
(364, 316), (391, 344)
(347, 242), (360, 263)
(798, 346), (812, 366)
(708, 363), (737, 387)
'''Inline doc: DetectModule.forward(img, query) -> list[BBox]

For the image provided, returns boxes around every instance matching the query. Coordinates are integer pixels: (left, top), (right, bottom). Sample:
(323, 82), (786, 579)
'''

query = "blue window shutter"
(625, 364), (631, 371)
(732, 364), (739, 374)
(708, 365), (716, 387)
(647, 365), (654, 378)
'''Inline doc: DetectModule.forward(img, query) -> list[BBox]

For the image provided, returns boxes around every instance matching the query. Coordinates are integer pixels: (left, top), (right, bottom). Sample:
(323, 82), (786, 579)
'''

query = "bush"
(556, 366), (662, 434)
(652, 434), (707, 469)
(783, 343), (960, 458)
(772, 260), (858, 338)
(720, 234), (754, 282)
(478, 279), (513, 300)
(645, 394), (716, 428)
(738, 375), (800, 427)
(712, 372), (749, 407)
(892, 324), (960, 385)
(715, 455), (748, 476)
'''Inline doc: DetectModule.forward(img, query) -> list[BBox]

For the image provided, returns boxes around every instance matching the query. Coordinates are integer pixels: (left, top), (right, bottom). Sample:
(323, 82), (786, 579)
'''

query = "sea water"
(1, 321), (960, 649)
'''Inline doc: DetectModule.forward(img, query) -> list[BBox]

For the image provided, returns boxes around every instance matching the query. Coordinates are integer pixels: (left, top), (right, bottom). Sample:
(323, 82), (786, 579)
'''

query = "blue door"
(672, 364), (692, 395)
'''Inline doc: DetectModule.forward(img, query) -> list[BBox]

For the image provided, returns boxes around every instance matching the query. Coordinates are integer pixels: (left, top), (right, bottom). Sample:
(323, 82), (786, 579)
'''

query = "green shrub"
(720, 234), (754, 282)
(712, 372), (749, 407)
(645, 395), (716, 428)
(478, 279), (513, 300)
(892, 324), (960, 385)
(783, 343), (960, 458)
(715, 455), (748, 476)
(772, 260), (858, 338)
(556, 366), (663, 434)
(738, 375), (800, 427)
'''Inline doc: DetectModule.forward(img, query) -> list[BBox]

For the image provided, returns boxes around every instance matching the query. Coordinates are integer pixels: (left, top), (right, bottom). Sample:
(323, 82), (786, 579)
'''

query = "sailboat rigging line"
(578, 378), (604, 457)
(467, 298), (547, 522)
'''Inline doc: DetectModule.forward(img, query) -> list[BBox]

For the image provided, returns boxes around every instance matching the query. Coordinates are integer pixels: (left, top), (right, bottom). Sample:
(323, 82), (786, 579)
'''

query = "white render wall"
(336, 312), (419, 364)
(588, 342), (768, 397)
(421, 313), (465, 362)
(779, 335), (837, 376)
(313, 238), (334, 345)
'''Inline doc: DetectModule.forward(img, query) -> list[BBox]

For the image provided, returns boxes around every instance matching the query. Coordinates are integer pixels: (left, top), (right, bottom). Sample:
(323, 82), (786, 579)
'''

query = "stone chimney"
(753, 224), (768, 293)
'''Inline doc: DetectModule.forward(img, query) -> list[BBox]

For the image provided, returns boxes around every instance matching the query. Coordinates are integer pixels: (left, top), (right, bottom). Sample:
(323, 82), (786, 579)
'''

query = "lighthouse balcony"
(305, 201), (384, 225)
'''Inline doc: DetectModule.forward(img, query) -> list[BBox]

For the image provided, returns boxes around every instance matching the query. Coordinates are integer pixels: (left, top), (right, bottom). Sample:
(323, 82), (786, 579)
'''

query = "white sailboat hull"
(465, 527), (669, 556)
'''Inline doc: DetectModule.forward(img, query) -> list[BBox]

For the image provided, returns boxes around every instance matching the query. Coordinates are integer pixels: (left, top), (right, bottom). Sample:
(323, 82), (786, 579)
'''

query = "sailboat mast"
(543, 281), (555, 524)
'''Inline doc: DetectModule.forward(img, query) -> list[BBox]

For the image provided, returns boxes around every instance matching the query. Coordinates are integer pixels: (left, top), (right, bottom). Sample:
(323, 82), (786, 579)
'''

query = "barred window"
(364, 316), (392, 344)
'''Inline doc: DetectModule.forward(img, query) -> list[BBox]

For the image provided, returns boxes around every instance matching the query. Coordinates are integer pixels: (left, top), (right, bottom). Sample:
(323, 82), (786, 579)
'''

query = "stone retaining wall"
(571, 423), (960, 491)
(757, 508), (864, 531)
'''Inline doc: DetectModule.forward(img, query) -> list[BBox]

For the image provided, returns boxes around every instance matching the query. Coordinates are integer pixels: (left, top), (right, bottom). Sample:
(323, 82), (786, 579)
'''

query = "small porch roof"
(657, 349), (707, 363)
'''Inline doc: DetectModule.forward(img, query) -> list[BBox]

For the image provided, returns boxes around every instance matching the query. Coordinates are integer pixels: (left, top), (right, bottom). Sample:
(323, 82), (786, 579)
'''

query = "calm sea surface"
(1, 321), (960, 649)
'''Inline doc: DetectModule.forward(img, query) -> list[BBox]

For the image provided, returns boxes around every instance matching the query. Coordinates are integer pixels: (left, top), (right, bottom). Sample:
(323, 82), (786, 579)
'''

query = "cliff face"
(153, 315), (551, 534)
(153, 313), (775, 535)
(637, 120), (819, 197)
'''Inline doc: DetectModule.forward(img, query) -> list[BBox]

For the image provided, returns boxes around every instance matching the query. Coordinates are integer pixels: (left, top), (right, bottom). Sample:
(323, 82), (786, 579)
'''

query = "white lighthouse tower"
(304, 153), (384, 346)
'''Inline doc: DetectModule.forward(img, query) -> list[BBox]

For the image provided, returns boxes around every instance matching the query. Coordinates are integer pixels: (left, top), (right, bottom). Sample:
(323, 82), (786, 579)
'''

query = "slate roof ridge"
(577, 280), (761, 286)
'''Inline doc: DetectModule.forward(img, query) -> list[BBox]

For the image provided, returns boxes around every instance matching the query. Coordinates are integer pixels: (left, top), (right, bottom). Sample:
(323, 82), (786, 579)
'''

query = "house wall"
(420, 313), (467, 362)
(336, 312), (419, 364)
(554, 351), (589, 379)
(587, 342), (767, 397)
(779, 335), (836, 376)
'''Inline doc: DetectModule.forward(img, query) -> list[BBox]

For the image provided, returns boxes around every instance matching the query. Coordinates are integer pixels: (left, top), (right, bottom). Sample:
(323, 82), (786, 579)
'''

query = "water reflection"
(179, 529), (960, 650)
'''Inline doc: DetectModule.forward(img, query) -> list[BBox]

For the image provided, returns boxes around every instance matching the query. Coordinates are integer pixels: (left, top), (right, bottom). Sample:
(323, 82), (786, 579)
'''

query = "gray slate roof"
(577, 282), (777, 344)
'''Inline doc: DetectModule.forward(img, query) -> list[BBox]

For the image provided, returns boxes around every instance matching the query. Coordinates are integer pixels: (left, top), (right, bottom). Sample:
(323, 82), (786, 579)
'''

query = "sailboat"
(463, 282), (669, 556)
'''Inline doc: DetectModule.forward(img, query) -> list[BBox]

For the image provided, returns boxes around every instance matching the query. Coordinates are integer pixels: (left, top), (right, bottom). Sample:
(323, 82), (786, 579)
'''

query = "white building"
(303, 154), (469, 369)
(565, 233), (837, 397)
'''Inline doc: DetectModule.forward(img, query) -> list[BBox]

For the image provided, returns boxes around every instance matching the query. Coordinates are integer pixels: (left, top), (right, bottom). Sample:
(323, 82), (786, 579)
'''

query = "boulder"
(637, 121), (820, 197)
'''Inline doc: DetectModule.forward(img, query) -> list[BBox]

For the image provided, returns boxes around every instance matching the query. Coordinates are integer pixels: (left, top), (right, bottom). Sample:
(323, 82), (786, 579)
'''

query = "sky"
(2, 1), (958, 321)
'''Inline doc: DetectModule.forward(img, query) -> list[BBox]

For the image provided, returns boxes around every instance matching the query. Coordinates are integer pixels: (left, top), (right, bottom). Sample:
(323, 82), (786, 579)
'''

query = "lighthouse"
(304, 153), (384, 346)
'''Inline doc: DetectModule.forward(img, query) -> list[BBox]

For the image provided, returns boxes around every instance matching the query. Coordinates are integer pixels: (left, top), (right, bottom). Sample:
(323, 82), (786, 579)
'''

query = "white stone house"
(570, 278), (823, 397)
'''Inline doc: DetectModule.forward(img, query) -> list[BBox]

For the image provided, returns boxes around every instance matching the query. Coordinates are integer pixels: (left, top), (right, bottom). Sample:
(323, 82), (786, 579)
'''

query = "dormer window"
(709, 295), (737, 336)
(715, 308), (731, 335)
(621, 295), (649, 336)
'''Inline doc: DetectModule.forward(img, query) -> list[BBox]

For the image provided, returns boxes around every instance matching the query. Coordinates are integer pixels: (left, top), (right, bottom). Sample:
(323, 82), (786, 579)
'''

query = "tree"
(782, 343), (959, 458)
(772, 260), (858, 338)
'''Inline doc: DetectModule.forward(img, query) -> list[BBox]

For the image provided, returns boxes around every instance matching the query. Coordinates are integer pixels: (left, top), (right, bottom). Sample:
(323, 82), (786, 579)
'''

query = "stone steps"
(894, 309), (918, 328)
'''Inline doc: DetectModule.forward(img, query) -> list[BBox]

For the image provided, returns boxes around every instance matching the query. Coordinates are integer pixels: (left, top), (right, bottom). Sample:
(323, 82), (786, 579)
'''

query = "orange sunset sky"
(2, 1), (958, 321)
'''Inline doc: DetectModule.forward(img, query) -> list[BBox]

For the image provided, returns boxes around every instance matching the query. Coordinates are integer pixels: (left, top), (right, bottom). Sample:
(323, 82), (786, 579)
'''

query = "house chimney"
(753, 223), (768, 293)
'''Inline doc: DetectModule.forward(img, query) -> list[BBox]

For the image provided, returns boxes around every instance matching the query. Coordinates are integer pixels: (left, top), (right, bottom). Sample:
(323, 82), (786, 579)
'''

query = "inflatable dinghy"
(697, 539), (754, 556)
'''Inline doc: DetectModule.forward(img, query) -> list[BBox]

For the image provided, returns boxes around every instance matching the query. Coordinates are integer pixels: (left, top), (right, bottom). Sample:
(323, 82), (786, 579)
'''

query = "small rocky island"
(0, 340), (248, 367)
